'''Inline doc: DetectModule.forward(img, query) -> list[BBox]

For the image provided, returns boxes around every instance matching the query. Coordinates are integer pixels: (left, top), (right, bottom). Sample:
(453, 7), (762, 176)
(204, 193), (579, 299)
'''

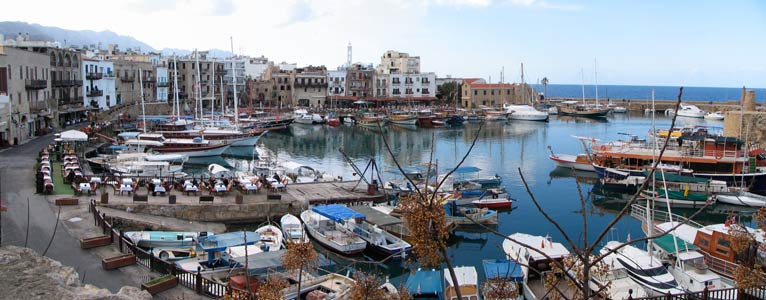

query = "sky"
(1, 0), (764, 87)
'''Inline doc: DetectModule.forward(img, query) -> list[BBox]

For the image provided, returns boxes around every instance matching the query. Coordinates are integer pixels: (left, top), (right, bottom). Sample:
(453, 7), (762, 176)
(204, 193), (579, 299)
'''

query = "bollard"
(196, 266), (203, 294)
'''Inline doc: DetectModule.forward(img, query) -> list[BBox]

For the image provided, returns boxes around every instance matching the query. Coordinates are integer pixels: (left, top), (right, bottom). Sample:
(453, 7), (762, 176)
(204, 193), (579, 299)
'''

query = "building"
(81, 57), (116, 110)
(0, 44), (53, 145)
(223, 56), (246, 104)
(168, 51), (225, 112)
(386, 72), (436, 101)
(155, 65), (169, 102)
(346, 63), (374, 99)
(327, 68), (346, 97)
(244, 56), (270, 80)
(250, 64), (293, 108)
(376, 50), (420, 75)
(292, 66), (327, 107)
(461, 78), (517, 108)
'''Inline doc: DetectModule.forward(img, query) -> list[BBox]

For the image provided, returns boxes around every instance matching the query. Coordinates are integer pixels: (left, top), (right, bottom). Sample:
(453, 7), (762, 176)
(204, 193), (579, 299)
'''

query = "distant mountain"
(159, 48), (234, 59)
(0, 21), (155, 51)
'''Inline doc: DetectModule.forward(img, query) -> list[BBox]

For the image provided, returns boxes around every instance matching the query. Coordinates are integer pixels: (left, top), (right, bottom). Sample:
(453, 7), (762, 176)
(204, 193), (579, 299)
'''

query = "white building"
(155, 66), (169, 102)
(82, 58), (116, 110)
(244, 56), (270, 80)
(376, 50), (420, 75)
(277, 62), (297, 71)
(387, 72), (436, 99)
(327, 68), (346, 96)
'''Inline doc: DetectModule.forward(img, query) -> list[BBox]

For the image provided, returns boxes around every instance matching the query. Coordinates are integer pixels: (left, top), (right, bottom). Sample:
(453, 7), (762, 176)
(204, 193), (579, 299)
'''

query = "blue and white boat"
(175, 231), (260, 274)
(125, 231), (212, 249)
(482, 259), (524, 300)
(404, 268), (443, 299)
(444, 201), (498, 225)
(301, 205), (367, 255)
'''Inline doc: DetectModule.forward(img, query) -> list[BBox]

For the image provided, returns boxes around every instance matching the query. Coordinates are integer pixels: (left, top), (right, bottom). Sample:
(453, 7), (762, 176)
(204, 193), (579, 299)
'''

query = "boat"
(482, 259), (523, 300)
(600, 241), (685, 296)
(591, 254), (649, 299)
(175, 231), (260, 274)
(503, 233), (573, 300)
(119, 132), (231, 157)
(281, 273), (355, 300)
(716, 190), (766, 207)
(404, 268), (443, 299)
(389, 111), (419, 125)
(445, 201), (498, 225)
(548, 153), (595, 172)
(612, 106), (628, 113)
(155, 127), (267, 147)
(659, 247), (733, 293)
(151, 247), (195, 261)
(208, 163), (233, 178)
(431, 119), (446, 126)
(471, 197), (513, 209)
(446, 115), (465, 126)
(482, 107), (509, 121)
(416, 109), (436, 127)
(503, 104), (549, 121)
(667, 103), (706, 118)
(444, 266), (480, 300)
(342, 213), (412, 258)
(255, 224), (284, 252)
(704, 111), (725, 121)
(125, 231), (211, 249)
(300, 206), (367, 255)
(280, 213), (309, 244)
(293, 109), (325, 124)
(640, 171), (726, 208)
(558, 101), (611, 118)
(357, 113), (387, 127)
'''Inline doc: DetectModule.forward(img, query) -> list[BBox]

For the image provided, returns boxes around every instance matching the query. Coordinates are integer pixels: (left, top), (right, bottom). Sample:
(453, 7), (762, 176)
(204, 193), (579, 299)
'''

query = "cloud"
(277, 0), (314, 28)
(210, 0), (236, 16)
(432, 0), (583, 11)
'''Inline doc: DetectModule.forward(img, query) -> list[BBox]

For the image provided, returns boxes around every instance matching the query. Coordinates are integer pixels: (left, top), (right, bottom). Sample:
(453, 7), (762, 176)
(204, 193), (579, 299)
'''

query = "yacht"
(594, 254), (650, 299)
(503, 233), (574, 300)
(704, 111), (725, 121)
(667, 103), (706, 118)
(503, 104), (549, 121)
(293, 109), (325, 124)
(601, 241), (685, 296)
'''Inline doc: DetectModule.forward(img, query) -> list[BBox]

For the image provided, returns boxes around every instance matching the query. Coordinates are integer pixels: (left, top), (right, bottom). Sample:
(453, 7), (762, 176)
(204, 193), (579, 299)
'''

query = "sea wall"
(103, 202), (303, 223)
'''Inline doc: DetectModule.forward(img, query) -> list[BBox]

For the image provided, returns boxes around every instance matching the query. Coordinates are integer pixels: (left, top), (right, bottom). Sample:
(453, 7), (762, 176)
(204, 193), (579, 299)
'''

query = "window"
(699, 238), (709, 247)
(473, 90), (477, 96)
(0, 67), (7, 94)
(491, 90), (494, 95)
(717, 238), (731, 248)
(483, 90), (487, 95)
(507, 89), (511, 95)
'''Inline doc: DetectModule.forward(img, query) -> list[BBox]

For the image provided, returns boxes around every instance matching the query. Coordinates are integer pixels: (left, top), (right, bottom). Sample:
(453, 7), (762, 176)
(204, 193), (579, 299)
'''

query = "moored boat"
(667, 103), (706, 118)
(445, 201), (498, 225)
(280, 213), (309, 244)
(389, 111), (419, 125)
(300, 206), (367, 255)
(601, 241), (685, 296)
(548, 153), (595, 172)
(704, 111), (725, 121)
(504, 104), (549, 121)
(558, 101), (611, 118)
(357, 113), (387, 127)
(444, 266), (480, 300)
(255, 224), (284, 252)
(125, 231), (211, 249)
(471, 197), (513, 209)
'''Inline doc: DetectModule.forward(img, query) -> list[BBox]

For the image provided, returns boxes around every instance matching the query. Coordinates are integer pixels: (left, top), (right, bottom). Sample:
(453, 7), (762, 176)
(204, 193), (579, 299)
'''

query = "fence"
(631, 286), (766, 300)
(88, 200), (252, 299)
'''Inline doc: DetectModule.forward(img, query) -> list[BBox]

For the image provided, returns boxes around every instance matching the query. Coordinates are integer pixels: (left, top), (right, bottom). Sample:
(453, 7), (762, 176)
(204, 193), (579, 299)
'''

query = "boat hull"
(230, 133), (265, 147)
(472, 198), (513, 209)
(549, 155), (596, 172)
(716, 192), (766, 207)
(389, 117), (418, 125)
(300, 211), (367, 255)
(153, 143), (231, 157)
(508, 113), (549, 121)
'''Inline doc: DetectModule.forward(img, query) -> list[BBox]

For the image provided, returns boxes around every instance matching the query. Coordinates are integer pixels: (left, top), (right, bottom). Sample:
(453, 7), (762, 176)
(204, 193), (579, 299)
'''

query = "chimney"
(741, 86), (746, 106)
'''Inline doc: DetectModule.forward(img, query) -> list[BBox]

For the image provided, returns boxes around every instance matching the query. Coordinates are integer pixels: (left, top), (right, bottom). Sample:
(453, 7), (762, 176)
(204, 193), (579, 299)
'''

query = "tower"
(346, 42), (352, 68)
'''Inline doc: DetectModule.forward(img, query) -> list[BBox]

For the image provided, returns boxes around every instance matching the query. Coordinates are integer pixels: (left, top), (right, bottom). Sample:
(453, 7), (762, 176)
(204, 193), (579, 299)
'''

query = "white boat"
(342, 217), (411, 258)
(667, 250), (733, 293)
(293, 109), (325, 125)
(612, 106), (627, 113)
(357, 113), (387, 127)
(503, 104), (549, 121)
(548, 153), (595, 172)
(300, 208), (367, 255)
(547, 106), (559, 115)
(255, 224), (284, 252)
(280, 214), (309, 244)
(281, 273), (355, 300)
(704, 111), (725, 121)
(208, 163), (233, 178)
(667, 103), (705, 118)
(716, 191), (766, 207)
(110, 160), (187, 178)
(444, 266), (480, 300)
(503, 233), (572, 300)
(594, 254), (649, 299)
(125, 231), (211, 248)
(601, 241), (685, 296)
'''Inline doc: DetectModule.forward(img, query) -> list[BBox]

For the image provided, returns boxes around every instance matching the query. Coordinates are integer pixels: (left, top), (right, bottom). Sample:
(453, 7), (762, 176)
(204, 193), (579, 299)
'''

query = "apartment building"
(292, 66), (326, 107)
(0, 45), (53, 145)
(386, 72), (436, 100)
(81, 57), (116, 110)
(376, 50), (420, 75)
(346, 63), (374, 99)
(167, 51), (225, 111)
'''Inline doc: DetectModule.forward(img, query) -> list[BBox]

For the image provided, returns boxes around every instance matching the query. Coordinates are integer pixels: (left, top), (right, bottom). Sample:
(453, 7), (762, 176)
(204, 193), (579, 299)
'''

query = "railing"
(120, 76), (135, 82)
(88, 200), (231, 299)
(630, 204), (704, 228)
(25, 79), (47, 89)
(630, 286), (766, 300)
(157, 81), (169, 87)
(29, 101), (47, 111)
(87, 90), (103, 97)
(86, 72), (103, 80)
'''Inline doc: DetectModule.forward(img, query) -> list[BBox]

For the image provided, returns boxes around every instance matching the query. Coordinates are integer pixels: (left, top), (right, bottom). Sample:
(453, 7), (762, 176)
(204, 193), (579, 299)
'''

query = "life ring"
(715, 152), (723, 160)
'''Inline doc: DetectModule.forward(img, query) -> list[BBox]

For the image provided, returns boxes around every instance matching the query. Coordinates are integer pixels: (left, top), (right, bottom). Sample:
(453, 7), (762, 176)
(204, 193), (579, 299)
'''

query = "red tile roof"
(463, 78), (482, 85)
(470, 83), (515, 89)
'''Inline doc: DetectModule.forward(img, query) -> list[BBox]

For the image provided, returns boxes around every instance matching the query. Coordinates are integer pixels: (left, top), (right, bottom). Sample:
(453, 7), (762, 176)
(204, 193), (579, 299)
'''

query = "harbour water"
(184, 113), (759, 283)
(532, 84), (766, 102)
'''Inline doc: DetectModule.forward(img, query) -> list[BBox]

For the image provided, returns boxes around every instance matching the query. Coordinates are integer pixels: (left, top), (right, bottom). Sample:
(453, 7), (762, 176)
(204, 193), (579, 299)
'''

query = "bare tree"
(280, 241), (319, 297)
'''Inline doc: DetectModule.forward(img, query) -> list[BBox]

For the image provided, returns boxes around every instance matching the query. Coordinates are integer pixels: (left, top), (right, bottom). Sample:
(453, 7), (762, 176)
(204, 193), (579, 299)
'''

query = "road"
(0, 133), (134, 292)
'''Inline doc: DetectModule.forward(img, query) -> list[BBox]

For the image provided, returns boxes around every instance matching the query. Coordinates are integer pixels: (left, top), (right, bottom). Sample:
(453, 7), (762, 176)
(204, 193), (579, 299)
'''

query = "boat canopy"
(643, 171), (708, 183)
(653, 234), (697, 254)
(312, 204), (365, 222)
(198, 231), (260, 252)
(451, 166), (482, 174)
(483, 259), (524, 282)
(404, 269), (443, 295)
(60, 130), (88, 141)
(118, 132), (141, 138)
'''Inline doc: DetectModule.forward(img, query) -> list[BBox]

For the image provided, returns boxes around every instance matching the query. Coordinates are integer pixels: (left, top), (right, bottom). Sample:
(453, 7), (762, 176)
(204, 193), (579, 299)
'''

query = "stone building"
(461, 78), (516, 108)
(0, 45), (53, 145)
(81, 57), (116, 110)
(167, 51), (225, 113)
(346, 63), (374, 99)
(292, 66), (327, 107)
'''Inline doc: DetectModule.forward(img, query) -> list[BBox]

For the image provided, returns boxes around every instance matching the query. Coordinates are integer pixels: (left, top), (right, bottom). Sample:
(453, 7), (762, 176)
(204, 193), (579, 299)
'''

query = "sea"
(531, 84), (766, 102)
(185, 113), (760, 284)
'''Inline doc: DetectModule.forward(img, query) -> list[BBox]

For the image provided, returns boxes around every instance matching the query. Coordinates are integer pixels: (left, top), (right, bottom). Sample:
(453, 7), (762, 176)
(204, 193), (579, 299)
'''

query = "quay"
(544, 97), (750, 113)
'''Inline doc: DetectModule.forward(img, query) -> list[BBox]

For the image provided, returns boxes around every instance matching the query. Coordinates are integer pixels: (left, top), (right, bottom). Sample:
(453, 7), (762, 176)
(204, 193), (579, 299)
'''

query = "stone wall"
(722, 111), (766, 145)
(104, 202), (302, 223)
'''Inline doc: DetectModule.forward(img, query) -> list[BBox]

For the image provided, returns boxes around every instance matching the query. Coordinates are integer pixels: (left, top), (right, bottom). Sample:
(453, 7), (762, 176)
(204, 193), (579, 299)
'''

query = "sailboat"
(558, 68), (611, 118)
(504, 63), (549, 122)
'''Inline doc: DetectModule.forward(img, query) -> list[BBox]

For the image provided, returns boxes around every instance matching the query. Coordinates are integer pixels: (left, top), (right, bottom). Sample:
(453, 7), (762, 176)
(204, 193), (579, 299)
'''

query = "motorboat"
(342, 213), (412, 258)
(548, 153), (595, 172)
(704, 111), (725, 121)
(444, 266), (480, 300)
(503, 233), (573, 300)
(600, 241), (684, 296)
(254, 224), (284, 252)
(594, 253), (649, 299)
(666, 250), (733, 293)
(151, 247), (195, 261)
(389, 111), (419, 125)
(175, 231), (260, 274)
(446, 115), (465, 126)
(281, 273), (355, 300)
(716, 190), (766, 207)
(445, 201), (498, 225)
(357, 113), (387, 127)
(667, 103), (706, 118)
(125, 231), (211, 249)
(503, 104), (549, 121)
(280, 214), (309, 244)
(471, 197), (513, 209)
(416, 109), (436, 127)
(300, 206), (367, 255)
(612, 106), (628, 113)
(293, 109), (325, 125)
(482, 259), (523, 300)
(109, 159), (187, 178)
(208, 163), (233, 179)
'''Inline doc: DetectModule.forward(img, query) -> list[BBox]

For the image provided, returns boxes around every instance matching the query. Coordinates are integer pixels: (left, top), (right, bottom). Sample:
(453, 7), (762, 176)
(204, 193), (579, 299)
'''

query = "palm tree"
(541, 77), (549, 101)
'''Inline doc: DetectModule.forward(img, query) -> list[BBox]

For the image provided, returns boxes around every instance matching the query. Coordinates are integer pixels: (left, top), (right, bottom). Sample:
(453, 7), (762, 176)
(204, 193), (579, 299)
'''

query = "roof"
(482, 259), (524, 282)
(231, 250), (335, 275)
(198, 231), (260, 251)
(59, 130), (88, 141)
(655, 222), (699, 244)
(462, 78), (482, 85)
(503, 233), (570, 261)
(404, 269), (442, 295)
(444, 266), (478, 286)
(312, 204), (365, 222)
(643, 171), (709, 183)
(470, 83), (515, 89)
(654, 234), (698, 253)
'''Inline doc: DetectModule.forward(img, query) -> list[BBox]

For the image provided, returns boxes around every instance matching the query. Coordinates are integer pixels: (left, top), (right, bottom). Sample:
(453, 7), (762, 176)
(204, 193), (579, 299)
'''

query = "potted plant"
(141, 275), (178, 295)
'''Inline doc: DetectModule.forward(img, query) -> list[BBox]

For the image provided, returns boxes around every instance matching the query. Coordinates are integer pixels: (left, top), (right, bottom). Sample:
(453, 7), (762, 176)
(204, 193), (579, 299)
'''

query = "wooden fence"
(88, 200), (253, 299)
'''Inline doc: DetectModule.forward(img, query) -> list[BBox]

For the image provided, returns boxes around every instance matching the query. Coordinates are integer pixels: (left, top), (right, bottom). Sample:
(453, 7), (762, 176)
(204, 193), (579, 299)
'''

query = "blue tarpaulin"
(312, 205), (365, 223)
(198, 231), (260, 252)
(451, 166), (482, 173)
(483, 259), (524, 282)
(404, 269), (443, 296)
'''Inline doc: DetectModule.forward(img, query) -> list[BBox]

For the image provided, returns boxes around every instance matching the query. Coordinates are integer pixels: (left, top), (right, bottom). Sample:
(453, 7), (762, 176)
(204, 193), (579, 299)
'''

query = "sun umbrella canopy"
(59, 130), (88, 142)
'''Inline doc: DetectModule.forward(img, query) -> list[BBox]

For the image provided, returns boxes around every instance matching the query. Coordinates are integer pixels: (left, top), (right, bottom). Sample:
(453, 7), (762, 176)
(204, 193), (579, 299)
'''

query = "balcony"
(25, 79), (47, 90)
(103, 72), (115, 78)
(29, 101), (47, 111)
(391, 80), (401, 85)
(72, 80), (83, 86)
(120, 75), (135, 82)
(142, 76), (155, 83)
(86, 72), (103, 80)
(157, 81), (169, 87)
(87, 89), (103, 97)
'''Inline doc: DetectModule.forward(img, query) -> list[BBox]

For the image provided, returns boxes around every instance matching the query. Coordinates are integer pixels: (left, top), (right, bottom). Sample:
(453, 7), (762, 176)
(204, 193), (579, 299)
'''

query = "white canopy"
(59, 130), (88, 142)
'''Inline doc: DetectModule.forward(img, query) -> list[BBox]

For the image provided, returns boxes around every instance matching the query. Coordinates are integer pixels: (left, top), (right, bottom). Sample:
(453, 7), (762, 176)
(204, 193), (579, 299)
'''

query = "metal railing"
(630, 286), (765, 300)
(86, 72), (103, 80)
(87, 90), (103, 97)
(25, 79), (47, 89)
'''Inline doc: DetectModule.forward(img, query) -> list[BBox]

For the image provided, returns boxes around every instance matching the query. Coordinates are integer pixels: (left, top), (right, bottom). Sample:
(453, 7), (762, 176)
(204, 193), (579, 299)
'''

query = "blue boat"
(125, 231), (212, 249)
(482, 258), (525, 299)
(404, 268), (443, 299)
(444, 201), (498, 225)
(175, 231), (260, 274)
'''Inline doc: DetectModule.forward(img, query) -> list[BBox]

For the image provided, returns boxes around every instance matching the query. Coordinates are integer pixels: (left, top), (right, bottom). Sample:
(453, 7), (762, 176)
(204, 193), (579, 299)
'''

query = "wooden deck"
(287, 181), (386, 205)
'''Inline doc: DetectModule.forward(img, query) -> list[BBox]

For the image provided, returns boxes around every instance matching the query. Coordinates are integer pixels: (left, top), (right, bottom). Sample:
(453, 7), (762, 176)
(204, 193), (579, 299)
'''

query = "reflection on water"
(183, 112), (758, 284)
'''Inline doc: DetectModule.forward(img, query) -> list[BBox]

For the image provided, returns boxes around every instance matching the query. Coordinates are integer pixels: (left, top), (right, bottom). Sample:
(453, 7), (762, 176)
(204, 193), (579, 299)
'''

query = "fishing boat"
(548, 153), (595, 172)
(281, 273), (355, 300)
(300, 206), (367, 255)
(482, 259), (524, 300)
(445, 201), (498, 225)
(341, 213), (412, 258)
(389, 111), (419, 125)
(504, 104), (549, 121)
(667, 103), (706, 118)
(558, 101), (611, 118)
(471, 197), (513, 209)
(125, 231), (211, 249)
(280, 213), (309, 244)
(175, 231), (260, 274)
(357, 113), (387, 127)
(416, 109), (436, 127)
(640, 171), (726, 208)
(601, 241), (685, 296)
(444, 266), (480, 300)
(404, 268), (442, 299)
(716, 190), (766, 207)
(255, 224), (284, 252)
(704, 111), (725, 121)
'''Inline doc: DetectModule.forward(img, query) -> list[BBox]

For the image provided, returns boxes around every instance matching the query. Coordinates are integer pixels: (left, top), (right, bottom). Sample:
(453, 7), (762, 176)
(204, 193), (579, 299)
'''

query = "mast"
(172, 54), (180, 118)
(594, 59), (599, 107)
(195, 49), (202, 123)
(231, 36), (239, 128)
(220, 74), (225, 117)
(211, 58), (215, 121)
(647, 89), (655, 256)
(139, 68), (146, 133)
(520, 63), (525, 105)
(580, 68), (586, 105)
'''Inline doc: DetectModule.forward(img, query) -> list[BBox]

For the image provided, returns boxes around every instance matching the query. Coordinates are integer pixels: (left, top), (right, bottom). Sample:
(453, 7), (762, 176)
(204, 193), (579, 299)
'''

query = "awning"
(483, 259), (524, 282)
(59, 130), (88, 141)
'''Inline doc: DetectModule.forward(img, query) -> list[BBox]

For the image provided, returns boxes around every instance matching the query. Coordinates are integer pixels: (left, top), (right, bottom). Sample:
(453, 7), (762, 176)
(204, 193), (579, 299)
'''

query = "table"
(152, 178), (162, 185)
(90, 177), (102, 184)
(214, 184), (227, 193)
(79, 183), (91, 192)
(184, 185), (199, 195)
(122, 178), (133, 186)
(119, 185), (133, 195)
(154, 186), (167, 194)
